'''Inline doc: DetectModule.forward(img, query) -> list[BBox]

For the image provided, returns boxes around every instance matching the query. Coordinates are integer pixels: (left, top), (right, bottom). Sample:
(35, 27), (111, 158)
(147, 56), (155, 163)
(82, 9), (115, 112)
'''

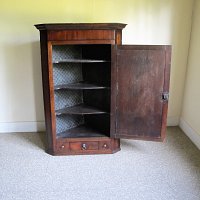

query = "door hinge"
(162, 92), (169, 101)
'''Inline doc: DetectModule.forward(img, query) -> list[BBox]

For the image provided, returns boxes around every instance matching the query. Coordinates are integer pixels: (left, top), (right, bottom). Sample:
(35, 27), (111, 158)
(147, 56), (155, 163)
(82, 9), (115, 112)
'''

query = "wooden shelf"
(57, 125), (108, 138)
(56, 104), (107, 115)
(54, 82), (109, 90)
(53, 59), (109, 64)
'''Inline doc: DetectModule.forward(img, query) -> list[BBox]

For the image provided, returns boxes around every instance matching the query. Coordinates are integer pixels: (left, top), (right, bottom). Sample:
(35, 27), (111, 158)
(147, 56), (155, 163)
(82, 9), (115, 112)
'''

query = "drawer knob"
(61, 145), (65, 149)
(82, 143), (87, 150)
(103, 144), (107, 148)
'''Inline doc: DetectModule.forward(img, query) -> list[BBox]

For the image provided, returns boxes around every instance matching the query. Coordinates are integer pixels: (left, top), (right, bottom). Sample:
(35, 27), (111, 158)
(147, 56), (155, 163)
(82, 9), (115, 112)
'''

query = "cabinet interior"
(52, 44), (111, 138)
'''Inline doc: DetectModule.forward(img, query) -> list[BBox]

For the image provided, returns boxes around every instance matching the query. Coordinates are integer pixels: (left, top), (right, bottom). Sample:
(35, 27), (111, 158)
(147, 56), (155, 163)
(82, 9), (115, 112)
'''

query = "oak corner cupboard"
(35, 23), (171, 156)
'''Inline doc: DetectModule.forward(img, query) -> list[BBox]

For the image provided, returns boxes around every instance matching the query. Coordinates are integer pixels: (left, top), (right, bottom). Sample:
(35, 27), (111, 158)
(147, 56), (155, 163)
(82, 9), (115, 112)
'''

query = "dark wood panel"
(70, 141), (99, 151)
(56, 104), (107, 115)
(115, 30), (122, 44)
(56, 141), (70, 153)
(50, 40), (115, 45)
(160, 46), (172, 141)
(48, 30), (115, 41)
(39, 30), (55, 152)
(110, 45), (118, 137)
(115, 45), (169, 50)
(54, 138), (120, 155)
(113, 45), (169, 141)
(99, 141), (111, 150)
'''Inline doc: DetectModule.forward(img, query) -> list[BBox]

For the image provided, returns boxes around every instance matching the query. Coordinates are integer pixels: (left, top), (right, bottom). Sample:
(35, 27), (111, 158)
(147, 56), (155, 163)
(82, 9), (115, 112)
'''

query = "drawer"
(69, 142), (99, 151)
(99, 141), (111, 150)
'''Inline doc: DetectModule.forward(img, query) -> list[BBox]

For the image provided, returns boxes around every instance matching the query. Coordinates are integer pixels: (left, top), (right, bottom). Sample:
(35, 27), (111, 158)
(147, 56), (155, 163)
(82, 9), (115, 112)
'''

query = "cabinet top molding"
(34, 23), (127, 31)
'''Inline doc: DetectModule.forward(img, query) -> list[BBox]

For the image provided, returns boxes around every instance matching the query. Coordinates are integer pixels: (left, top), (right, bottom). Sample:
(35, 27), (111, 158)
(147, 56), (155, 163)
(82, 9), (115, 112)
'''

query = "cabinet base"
(46, 138), (120, 156)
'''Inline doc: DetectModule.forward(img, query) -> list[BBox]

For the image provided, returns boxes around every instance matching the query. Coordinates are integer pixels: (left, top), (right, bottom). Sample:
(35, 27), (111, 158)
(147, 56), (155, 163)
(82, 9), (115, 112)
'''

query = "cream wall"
(0, 0), (194, 131)
(180, 0), (200, 148)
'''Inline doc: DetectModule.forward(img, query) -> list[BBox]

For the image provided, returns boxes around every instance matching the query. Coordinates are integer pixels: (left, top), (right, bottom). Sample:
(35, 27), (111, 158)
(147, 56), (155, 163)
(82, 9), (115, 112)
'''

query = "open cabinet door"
(110, 45), (171, 141)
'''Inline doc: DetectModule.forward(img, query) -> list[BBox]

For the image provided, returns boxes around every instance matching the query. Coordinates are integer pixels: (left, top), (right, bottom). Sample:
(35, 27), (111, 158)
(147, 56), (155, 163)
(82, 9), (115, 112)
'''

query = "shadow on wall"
(31, 41), (45, 125)
(2, 41), (44, 126)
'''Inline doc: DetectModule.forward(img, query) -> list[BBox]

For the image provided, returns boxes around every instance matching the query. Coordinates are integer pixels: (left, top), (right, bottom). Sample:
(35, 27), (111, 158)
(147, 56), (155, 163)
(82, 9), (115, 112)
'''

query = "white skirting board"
(0, 122), (45, 133)
(0, 116), (178, 133)
(1, 118), (199, 151)
(179, 118), (200, 150)
(167, 116), (179, 126)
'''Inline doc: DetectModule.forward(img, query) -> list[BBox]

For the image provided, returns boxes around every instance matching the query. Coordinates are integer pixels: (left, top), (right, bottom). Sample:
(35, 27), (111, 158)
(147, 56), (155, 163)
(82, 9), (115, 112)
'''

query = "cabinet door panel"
(111, 45), (171, 141)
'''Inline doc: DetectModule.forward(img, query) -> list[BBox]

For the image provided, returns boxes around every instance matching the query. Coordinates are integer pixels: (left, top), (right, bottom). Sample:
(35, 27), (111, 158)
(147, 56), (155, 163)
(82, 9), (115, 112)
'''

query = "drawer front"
(69, 142), (99, 151)
(48, 30), (115, 41)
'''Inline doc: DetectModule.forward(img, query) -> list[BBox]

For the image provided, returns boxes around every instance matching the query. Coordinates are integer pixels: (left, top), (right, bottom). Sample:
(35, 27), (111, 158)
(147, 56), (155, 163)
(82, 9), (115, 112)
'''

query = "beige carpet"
(0, 127), (200, 200)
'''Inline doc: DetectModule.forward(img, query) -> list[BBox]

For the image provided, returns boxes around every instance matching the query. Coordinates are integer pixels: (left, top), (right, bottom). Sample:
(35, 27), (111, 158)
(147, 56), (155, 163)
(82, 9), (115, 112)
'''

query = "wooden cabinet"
(35, 23), (171, 156)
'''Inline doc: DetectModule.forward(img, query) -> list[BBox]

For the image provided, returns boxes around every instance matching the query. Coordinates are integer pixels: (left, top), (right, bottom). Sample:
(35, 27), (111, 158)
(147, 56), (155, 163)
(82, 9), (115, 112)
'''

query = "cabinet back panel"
(52, 45), (82, 61)
(82, 45), (111, 60)
(53, 63), (83, 85)
(56, 115), (84, 134)
(52, 45), (83, 85)
(82, 63), (111, 87)
(85, 115), (110, 136)
(54, 90), (83, 110)
(83, 90), (110, 112)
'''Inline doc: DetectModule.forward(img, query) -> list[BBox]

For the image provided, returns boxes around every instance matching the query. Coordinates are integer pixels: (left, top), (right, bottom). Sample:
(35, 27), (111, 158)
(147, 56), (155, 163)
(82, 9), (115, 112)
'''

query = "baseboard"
(179, 118), (200, 150)
(0, 116), (178, 133)
(0, 121), (45, 133)
(167, 116), (179, 126)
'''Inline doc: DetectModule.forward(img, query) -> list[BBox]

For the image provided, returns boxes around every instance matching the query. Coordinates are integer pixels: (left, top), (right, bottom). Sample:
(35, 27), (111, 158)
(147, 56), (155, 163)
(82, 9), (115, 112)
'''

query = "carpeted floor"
(0, 127), (200, 200)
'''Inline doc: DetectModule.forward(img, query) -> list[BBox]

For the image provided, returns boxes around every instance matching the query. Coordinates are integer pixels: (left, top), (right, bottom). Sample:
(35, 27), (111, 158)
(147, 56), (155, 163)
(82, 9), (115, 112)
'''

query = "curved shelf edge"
(53, 59), (110, 64)
(54, 82), (110, 90)
(55, 104), (107, 115)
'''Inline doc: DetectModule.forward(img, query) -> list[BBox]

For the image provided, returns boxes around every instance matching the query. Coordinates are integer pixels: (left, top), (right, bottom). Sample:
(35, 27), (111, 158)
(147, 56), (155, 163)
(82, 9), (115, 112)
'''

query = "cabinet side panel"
(115, 30), (122, 44)
(110, 45), (118, 137)
(39, 31), (55, 152)
(110, 31), (122, 138)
